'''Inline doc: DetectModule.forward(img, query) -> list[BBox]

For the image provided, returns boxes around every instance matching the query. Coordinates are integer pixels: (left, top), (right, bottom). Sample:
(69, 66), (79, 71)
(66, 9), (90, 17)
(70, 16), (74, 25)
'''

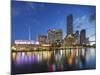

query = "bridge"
(89, 41), (96, 43)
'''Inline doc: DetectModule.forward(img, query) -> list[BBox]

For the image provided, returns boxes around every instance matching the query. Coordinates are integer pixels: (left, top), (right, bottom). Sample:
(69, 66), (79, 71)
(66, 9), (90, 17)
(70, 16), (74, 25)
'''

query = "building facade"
(55, 29), (63, 41)
(38, 35), (47, 44)
(67, 14), (73, 35)
(80, 29), (86, 45)
(74, 30), (80, 44)
(47, 29), (56, 44)
(47, 29), (63, 44)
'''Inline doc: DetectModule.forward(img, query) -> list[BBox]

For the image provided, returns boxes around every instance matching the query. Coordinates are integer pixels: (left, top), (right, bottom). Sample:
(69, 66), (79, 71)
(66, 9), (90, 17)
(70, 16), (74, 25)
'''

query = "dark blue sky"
(11, 1), (96, 42)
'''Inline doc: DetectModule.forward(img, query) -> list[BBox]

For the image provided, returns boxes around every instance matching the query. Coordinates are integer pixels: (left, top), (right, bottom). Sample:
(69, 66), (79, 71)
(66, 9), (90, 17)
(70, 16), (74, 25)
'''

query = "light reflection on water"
(11, 48), (96, 74)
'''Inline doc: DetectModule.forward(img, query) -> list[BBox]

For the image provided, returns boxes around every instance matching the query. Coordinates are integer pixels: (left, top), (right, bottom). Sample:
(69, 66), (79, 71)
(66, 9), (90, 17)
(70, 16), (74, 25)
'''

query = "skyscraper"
(55, 29), (63, 41)
(75, 30), (79, 37)
(74, 30), (80, 44)
(47, 29), (56, 44)
(67, 14), (73, 35)
(38, 35), (47, 44)
(80, 29), (86, 44)
(47, 29), (63, 44)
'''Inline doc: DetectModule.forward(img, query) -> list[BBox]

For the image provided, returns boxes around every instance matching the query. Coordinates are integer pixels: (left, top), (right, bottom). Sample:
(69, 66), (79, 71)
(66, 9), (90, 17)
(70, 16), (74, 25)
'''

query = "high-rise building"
(67, 14), (73, 35)
(38, 35), (47, 44)
(74, 30), (80, 44)
(55, 29), (63, 41)
(47, 29), (63, 44)
(85, 37), (90, 45)
(47, 29), (56, 44)
(80, 29), (86, 44)
(75, 30), (79, 37)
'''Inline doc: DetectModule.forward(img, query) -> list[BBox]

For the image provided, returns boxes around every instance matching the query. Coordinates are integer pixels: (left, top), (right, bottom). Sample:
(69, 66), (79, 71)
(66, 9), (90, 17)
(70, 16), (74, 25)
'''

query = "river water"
(11, 48), (96, 74)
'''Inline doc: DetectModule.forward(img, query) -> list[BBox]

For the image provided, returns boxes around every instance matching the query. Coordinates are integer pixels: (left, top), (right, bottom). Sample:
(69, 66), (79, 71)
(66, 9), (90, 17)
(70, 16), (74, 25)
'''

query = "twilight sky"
(11, 1), (96, 42)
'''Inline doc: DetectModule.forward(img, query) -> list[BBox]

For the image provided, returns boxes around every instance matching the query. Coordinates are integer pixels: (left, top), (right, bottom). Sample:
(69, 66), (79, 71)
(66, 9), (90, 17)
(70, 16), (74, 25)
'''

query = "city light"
(11, 1), (96, 74)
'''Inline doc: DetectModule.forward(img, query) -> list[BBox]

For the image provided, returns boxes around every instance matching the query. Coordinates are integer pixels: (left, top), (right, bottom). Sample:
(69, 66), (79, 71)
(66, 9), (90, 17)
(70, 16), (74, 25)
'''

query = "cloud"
(90, 33), (95, 37)
(74, 15), (88, 29)
(74, 13), (96, 31)
(12, 1), (46, 17)
(12, 8), (21, 17)
(89, 13), (96, 24)
(26, 2), (37, 11)
(26, 2), (46, 11)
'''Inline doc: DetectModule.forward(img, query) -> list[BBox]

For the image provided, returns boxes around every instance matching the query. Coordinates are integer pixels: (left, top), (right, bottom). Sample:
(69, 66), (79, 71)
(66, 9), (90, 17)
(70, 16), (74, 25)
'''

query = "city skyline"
(11, 1), (96, 74)
(11, 1), (96, 42)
